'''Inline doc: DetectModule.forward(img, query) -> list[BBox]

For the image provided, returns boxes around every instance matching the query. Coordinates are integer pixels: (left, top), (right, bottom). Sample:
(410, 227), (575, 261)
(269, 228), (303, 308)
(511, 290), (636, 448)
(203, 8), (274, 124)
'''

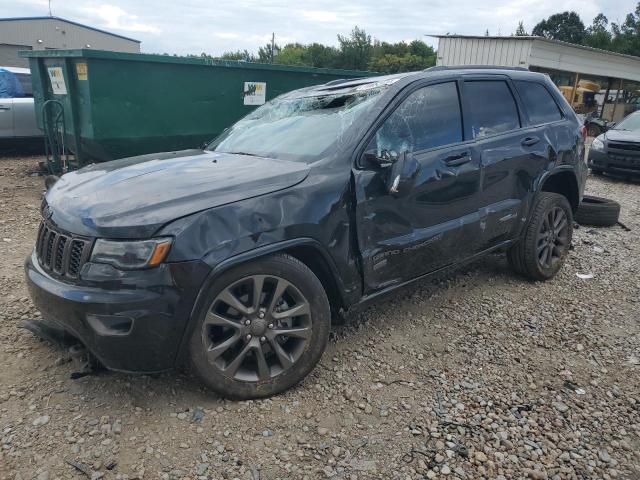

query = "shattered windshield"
(207, 86), (387, 162)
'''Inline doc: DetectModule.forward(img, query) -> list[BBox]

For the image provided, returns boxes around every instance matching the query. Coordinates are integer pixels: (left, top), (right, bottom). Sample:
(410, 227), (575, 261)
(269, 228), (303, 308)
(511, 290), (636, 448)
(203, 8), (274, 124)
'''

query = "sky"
(4, 0), (639, 56)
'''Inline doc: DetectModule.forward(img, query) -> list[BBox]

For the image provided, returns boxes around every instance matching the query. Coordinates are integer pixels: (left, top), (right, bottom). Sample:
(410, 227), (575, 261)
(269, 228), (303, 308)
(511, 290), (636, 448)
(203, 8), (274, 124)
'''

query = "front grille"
(35, 222), (93, 279)
(609, 142), (640, 154)
(609, 154), (640, 170)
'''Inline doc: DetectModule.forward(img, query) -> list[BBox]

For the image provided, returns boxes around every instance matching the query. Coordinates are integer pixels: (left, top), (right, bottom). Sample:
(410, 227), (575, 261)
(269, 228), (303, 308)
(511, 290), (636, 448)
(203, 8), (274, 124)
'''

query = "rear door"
(12, 73), (39, 137)
(461, 77), (547, 250)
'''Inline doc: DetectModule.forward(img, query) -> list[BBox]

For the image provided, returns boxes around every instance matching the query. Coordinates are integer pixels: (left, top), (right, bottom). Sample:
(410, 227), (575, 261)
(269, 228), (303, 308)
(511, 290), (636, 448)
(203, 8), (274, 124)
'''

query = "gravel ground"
(0, 155), (639, 480)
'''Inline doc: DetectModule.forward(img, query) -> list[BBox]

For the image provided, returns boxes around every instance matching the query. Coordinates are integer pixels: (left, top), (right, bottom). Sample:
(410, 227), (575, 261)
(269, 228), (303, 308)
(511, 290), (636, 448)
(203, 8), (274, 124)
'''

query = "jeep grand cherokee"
(26, 67), (587, 399)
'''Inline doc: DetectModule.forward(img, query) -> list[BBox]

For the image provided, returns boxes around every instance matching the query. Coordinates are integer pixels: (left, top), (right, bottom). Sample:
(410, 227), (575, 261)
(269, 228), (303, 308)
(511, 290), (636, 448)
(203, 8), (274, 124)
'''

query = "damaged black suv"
(26, 67), (587, 399)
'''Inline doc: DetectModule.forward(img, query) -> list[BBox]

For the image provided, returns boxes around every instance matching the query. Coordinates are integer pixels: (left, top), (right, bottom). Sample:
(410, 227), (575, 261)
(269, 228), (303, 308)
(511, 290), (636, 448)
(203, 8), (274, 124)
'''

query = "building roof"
(0, 16), (140, 43)
(428, 35), (640, 62)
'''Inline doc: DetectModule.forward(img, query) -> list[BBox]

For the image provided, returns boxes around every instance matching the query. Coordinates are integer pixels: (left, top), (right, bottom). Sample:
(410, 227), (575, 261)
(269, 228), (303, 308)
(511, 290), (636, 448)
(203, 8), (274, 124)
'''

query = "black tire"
(189, 253), (330, 399)
(574, 195), (620, 227)
(586, 124), (602, 138)
(507, 192), (573, 281)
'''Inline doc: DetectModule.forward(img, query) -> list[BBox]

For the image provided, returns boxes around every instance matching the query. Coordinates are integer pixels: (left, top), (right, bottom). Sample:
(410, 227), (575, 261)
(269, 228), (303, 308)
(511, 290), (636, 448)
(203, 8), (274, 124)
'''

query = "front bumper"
(25, 250), (209, 373)
(588, 149), (640, 176)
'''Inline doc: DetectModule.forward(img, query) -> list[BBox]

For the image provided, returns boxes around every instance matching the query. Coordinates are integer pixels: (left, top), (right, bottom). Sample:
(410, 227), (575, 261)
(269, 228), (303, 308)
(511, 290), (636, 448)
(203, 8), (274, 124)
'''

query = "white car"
(0, 66), (41, 139)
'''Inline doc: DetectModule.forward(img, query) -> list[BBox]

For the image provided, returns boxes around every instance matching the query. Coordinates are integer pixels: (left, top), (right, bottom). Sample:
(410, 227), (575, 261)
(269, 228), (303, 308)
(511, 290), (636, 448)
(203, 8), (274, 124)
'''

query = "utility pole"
(270, 32), (275, 63)
(48, 0), (52, 16)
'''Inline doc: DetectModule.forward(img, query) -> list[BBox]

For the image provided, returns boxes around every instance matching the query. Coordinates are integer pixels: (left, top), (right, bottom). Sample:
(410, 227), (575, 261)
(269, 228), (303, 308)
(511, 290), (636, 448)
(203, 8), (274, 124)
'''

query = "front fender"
(171, 237), (350, 367)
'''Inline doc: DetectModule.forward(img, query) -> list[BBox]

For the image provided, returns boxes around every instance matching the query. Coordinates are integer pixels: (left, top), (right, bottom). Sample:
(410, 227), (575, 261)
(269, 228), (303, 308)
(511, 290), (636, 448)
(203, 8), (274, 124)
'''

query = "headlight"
(591, 138), (605, 151)
(90, 238), (172, 270)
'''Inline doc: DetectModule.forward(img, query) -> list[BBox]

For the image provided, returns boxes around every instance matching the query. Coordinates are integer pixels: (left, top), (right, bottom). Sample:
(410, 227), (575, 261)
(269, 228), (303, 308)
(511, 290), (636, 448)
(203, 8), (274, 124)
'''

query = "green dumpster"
(21, 49), (373, 171)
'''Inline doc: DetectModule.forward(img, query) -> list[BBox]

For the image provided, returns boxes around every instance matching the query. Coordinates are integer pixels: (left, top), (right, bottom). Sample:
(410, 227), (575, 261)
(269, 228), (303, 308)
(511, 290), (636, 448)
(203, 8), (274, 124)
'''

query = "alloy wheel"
(536, 206), (569, 269)
(201, 275), (312, 382)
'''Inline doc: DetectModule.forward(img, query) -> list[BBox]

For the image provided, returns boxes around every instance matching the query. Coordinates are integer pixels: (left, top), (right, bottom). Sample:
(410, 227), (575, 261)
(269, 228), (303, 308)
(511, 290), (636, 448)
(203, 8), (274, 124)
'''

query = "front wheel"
(507, 192), (573, 281)
(189, 253), (330, 399)
(586, 124), (602, 138)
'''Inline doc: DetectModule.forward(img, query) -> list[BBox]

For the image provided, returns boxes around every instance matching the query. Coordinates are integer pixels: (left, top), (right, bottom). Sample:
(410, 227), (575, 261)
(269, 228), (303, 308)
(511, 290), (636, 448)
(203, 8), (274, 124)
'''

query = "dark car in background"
(589, 111), (640, 176)
(25, 67), (586, 399)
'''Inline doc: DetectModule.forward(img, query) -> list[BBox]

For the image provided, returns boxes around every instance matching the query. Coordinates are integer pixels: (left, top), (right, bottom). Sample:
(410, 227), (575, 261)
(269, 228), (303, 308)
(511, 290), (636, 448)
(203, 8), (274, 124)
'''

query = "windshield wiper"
(226, 151), (261, 157)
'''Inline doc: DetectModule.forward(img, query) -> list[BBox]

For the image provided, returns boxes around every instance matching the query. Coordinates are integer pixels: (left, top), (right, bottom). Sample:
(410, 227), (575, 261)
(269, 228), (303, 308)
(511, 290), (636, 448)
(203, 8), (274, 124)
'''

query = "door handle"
(443, 152), (471, 167)
(521, 136), (540, 147)
(0, 106), (10, 111)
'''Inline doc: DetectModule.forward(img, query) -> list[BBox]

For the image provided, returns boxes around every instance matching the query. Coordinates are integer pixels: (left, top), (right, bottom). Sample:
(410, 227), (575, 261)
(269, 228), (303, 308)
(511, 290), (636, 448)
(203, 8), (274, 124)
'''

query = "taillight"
(579, 125), (587, 141)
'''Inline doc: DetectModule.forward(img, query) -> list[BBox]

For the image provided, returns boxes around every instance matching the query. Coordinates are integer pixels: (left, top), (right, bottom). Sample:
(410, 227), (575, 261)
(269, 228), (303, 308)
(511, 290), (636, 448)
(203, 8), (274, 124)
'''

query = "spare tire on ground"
(575, 195), (620, 227)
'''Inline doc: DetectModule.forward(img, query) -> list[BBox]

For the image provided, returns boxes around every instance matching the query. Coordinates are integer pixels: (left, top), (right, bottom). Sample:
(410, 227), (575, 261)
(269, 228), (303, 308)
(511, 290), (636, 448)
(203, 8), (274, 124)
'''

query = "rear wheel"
(189, 254), (330, 399)
(508, 192), (573, 281)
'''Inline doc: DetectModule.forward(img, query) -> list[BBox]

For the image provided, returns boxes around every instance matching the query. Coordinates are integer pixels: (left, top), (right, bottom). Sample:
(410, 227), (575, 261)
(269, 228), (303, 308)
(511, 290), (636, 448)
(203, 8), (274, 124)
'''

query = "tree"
(219, 50), (255, 61)
(532, 11), (585, 44)
(515, 21), (528, 36)
(584, 14), (612, 50)
(610, 4), (640, 56)
(273, 44), (307, 66)
(258, 42), (280, 63)
(369, 39), (436, 73)
(304, 43), (340, 68)
(337, 26), (373, 70)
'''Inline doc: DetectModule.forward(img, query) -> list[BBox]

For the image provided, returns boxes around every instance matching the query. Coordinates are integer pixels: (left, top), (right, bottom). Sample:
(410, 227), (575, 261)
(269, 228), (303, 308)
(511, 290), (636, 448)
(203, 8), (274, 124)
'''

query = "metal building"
(433, 35), (640, 122)
(0, 16), (140, 68)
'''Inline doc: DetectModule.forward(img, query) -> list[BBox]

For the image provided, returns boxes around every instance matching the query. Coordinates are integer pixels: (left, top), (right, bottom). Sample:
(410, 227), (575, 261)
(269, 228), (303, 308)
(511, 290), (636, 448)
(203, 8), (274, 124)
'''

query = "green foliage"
(532, 11), (585, 44)
(515, 21), (528, 36)
(530, 4), (640, 56)
(199, 26), (435, 73)
(218, 50), (255, 61)
(337, 26), (374, 70)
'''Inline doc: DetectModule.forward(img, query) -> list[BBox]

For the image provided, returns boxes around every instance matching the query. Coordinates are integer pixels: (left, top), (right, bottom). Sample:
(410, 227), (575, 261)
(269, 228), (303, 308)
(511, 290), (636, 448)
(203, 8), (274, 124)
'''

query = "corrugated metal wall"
(436, 36), (640, 83)
(436, 37), (533, 67)
(0, 18), (139, 67)
(0, 44), (32, 68)
(530, 41), (640, 82)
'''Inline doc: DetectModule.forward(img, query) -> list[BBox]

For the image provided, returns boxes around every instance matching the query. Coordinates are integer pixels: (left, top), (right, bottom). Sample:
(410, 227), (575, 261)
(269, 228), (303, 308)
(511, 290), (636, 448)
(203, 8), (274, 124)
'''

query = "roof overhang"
(431, 35), (640, 83)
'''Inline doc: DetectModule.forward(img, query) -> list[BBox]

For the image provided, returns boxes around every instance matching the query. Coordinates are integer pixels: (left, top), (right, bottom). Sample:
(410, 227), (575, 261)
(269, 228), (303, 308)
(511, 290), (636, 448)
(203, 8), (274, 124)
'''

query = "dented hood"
(45, 149), (310, 238)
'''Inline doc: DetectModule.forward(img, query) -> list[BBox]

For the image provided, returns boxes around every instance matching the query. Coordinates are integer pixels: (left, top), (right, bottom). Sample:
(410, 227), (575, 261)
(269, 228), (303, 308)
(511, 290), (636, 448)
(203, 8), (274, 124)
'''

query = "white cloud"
(214, 32), (240, 40)
(302, 10), (339, 22)
(91, 4), (160, 34)
(5, 0), (639, 55)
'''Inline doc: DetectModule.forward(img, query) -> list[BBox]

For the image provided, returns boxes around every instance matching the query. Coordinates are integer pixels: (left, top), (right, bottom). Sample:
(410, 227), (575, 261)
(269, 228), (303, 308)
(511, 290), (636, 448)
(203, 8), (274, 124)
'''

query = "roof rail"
(425, 65), (529, 72)
(322, 77), (365, 86)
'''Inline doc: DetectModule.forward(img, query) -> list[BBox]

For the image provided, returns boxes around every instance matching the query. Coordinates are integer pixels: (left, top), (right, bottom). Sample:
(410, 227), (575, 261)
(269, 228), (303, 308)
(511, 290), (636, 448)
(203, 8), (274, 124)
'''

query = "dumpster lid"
(19, 49), (376, 77)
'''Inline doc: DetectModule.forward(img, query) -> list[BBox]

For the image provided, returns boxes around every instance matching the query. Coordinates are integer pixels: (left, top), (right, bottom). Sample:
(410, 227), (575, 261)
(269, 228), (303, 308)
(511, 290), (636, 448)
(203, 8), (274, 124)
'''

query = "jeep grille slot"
(35, 222), (92, 279)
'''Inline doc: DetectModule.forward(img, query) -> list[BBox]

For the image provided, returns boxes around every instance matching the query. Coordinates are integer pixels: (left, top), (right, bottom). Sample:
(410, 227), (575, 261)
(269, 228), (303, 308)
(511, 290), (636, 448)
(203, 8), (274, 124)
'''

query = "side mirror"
(363, 149), (398, 168)
(387, 151), (419, 197)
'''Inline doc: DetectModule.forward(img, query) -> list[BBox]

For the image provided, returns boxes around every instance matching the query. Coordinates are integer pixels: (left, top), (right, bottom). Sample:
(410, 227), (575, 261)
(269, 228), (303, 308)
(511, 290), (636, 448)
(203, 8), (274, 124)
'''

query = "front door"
(0, 99), (13, 137)
(12, 98), (39, 137)
(354, 80), (482, 293)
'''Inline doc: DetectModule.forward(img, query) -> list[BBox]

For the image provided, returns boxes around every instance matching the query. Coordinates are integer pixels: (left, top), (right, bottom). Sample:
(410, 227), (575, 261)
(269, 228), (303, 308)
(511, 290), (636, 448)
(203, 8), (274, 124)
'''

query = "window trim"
(512, 79), (565, 127)
(355, 78), (467, 168)
(460, 76), (524, 141)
